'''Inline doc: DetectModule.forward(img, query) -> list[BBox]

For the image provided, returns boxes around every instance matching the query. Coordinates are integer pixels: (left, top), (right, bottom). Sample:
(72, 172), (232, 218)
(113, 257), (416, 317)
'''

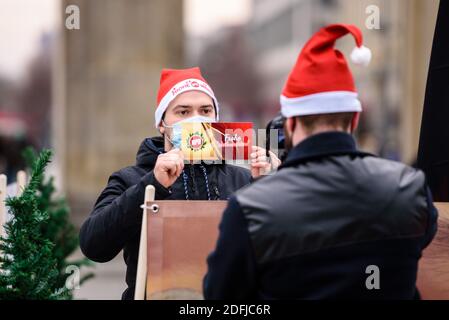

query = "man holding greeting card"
(79, 67), (280, 300)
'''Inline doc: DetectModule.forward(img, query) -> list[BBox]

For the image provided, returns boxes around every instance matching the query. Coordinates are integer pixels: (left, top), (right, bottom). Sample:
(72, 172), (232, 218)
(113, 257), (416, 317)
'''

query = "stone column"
(54, 0), (184, 225)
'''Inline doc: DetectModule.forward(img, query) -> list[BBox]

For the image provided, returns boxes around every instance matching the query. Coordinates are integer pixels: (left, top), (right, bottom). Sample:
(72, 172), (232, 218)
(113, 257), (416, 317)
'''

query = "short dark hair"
(296, 112), (355, 135)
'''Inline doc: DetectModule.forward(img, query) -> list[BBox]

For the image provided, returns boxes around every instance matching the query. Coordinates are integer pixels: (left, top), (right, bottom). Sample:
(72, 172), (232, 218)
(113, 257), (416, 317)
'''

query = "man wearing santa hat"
(79, 66), (280, 299)
(204, 24), (438, 299)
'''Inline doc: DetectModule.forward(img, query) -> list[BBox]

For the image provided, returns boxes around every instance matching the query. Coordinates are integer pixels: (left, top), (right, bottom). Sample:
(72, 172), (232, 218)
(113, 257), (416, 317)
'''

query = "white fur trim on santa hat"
(280, 91), (362, 117)
(155, 78), (219, 128)
(350, 45), (372, 66)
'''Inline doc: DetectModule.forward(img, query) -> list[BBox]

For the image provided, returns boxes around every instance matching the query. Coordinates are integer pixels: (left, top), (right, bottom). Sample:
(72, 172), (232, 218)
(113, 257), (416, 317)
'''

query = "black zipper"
(189, 165), (199, 198)
(213, 185), (220, 199)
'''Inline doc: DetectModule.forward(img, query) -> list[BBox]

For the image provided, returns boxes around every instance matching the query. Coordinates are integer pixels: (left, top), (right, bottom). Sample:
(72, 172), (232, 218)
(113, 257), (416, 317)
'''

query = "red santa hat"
(155, 67), (219, 128)
(280, 24), (371, 118)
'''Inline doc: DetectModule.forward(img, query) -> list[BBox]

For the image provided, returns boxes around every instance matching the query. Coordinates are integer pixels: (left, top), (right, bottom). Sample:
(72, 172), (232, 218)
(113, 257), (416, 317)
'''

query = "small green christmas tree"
(22, 147), (94, 299)
(0, 149), (62, 299)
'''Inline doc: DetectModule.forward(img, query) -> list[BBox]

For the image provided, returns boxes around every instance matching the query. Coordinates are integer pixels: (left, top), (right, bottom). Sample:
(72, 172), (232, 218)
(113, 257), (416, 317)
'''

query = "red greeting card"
(180, 122), (253, 161)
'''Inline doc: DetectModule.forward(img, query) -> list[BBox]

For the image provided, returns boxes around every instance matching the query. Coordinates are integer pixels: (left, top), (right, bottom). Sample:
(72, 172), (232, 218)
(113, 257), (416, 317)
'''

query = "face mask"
(163, 115), (216, 149)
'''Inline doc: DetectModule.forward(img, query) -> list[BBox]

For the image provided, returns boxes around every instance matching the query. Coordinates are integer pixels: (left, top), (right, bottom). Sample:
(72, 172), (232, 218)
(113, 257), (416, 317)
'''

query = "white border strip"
(280, 91), (362, 117)
(155, 78), (219, 128)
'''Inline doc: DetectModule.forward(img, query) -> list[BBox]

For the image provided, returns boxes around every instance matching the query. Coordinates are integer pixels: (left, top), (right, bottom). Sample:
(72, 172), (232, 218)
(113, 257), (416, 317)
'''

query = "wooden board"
(142, 200), (449, 300)
(145, 200), (227, 300)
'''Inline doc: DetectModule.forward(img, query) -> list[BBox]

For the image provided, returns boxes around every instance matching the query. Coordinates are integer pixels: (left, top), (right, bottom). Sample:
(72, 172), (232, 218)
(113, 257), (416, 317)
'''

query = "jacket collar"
(279, 131), (374, 170)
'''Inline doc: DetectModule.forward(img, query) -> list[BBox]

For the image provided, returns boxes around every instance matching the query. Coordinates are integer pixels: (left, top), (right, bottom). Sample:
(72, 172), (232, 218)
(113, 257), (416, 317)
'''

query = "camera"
(265, 112), (286, 161)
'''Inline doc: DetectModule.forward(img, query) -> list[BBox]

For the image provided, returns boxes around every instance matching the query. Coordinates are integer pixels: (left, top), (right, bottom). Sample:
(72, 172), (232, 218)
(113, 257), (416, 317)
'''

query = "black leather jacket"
(204, 132), (438, 299)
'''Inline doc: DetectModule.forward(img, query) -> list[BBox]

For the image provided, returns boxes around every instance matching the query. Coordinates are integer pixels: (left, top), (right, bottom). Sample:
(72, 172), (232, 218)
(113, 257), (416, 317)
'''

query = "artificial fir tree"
(22, 147), (94, 299)
(0, 149), (63, 299)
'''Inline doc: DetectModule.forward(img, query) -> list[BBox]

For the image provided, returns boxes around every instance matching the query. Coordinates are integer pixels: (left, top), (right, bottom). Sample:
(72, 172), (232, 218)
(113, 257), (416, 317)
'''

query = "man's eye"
(179, 110), (189, 116)
(203, 109), (211, 114)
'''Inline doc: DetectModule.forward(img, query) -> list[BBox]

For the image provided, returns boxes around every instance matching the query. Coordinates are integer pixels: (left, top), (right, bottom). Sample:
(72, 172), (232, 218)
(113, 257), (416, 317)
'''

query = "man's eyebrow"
(200, 104), (214, 108)
(173, 105), (192, 110)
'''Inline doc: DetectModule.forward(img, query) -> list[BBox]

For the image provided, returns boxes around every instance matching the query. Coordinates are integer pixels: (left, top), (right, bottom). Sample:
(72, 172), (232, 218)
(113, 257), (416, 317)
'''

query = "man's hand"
(250, 146), (281, 178)
(154, 148), (185, 188)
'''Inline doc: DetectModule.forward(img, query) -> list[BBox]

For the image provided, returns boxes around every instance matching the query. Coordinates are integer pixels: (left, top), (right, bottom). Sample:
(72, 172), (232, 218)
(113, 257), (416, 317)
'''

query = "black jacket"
(79, 136), (251, 300)
(204, 131), (438, 299)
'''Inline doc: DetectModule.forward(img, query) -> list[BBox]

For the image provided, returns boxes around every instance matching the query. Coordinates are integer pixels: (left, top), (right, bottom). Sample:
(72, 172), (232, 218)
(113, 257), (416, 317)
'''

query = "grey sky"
(0, 0), (251, 82)
(0, 0), (58, 82)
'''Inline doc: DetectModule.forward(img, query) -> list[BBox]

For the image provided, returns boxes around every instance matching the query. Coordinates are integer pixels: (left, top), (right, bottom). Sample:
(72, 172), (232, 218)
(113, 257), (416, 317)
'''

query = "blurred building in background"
(54, 0), (184, 226)
(0, 0), (442, 299)
(189, 0), (438, 163)
(0, 0), (438, 225)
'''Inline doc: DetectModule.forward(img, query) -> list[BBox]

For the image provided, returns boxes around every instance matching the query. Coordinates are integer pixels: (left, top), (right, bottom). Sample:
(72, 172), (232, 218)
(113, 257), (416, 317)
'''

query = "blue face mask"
(163, 115), (215, 149)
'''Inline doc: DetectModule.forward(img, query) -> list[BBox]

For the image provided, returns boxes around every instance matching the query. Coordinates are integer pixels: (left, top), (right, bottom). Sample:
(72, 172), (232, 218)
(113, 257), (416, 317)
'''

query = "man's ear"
(350, 112), (360, 133)
(285, 117), (296, 136)
(158, 123), (165, 135)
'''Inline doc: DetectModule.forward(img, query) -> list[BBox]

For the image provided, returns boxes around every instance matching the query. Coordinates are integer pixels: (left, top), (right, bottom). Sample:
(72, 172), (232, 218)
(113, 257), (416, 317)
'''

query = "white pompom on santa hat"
(280, 24), (371, 118)
(154, 67), (219, 128)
